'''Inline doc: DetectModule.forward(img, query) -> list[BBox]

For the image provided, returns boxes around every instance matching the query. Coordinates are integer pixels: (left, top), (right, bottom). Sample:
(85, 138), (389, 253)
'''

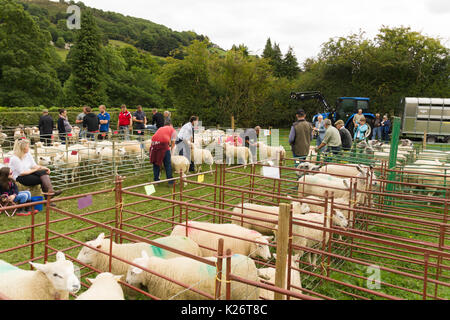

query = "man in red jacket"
(149, 119), (177, 186)
(117, 104), (133, 140)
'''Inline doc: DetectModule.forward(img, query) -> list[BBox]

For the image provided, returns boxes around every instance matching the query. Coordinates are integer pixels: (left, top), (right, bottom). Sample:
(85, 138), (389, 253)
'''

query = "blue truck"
(290, 91), (375, 133)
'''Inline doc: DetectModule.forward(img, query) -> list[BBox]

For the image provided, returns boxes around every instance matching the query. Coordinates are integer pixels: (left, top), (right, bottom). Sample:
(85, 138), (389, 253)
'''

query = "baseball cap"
(296, 109), (306, 116)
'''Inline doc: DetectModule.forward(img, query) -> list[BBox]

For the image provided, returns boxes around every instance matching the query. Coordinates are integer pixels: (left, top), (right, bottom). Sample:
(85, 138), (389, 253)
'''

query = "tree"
(0, 0), (62, 107)
(64, 10), (107, 106)
(281, 47), (300, 79)
(55, 36), (65, 48)
(262, 38), (274, 59)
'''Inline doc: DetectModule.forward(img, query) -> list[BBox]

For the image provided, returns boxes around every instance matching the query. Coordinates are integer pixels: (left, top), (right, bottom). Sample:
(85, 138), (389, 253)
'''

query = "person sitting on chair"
(9, 139), (62, 202)
(0, 167), (37, 216)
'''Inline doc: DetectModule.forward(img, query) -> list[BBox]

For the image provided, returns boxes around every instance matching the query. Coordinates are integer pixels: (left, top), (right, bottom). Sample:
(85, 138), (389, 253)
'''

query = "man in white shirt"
(176, 116), (198, 172)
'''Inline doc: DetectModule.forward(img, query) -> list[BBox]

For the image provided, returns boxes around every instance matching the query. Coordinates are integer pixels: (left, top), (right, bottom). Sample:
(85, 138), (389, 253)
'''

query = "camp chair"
(0, 195), (17, 217)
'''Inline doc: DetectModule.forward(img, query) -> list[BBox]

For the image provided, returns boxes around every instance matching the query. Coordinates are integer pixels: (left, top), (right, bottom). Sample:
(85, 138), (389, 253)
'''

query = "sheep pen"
(1, 130), (449, 300)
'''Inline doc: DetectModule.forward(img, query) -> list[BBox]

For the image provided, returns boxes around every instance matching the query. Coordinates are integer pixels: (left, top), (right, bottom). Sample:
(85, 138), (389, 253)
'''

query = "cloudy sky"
(73, 0), (449, 64)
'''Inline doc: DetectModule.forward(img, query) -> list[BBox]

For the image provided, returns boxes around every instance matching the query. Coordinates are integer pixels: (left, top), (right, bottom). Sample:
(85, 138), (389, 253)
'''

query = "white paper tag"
(262, 166), (280, 179)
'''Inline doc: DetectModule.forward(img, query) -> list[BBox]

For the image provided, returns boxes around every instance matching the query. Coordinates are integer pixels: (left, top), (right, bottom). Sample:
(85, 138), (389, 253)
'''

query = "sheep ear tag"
(71, 151), (78, 156)
(78, 195), (93, 210)
(144, 185), (156, 196)
(197, 175), (204, 183)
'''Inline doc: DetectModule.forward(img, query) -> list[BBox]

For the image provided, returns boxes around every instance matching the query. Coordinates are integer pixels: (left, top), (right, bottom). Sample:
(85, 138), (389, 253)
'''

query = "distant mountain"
(18, 0), (219, 57)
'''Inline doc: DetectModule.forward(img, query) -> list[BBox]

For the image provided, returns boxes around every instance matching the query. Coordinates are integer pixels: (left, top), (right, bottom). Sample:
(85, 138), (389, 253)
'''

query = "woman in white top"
(9, 139), (62, 199)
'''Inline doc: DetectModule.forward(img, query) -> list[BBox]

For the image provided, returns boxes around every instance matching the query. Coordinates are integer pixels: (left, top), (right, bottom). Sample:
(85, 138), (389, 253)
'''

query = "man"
(353, 109), (364, 133)
(381, 115), (391, 142)
(133, 105), (147, 141)
(149, 119), (177, 186)
(316, 119), (342, 155)
(57, 109), (72, 145)
(98, 105), (111, 140)
(75, 106), (87, 139)
(372, 113), (382, 141)
(117, 104), (132, 140)
(335, 120), (353, 151)
(147, 109), (165, 133)
(288, 109), (312, 160)
(83, 107), (99, 141)
(176, 116), (198, 172)
(38, 109), (53, 146)
(242, 126), (260, 163)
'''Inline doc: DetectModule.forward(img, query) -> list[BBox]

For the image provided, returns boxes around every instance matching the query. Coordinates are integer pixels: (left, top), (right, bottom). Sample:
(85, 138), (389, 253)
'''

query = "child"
(0, 167), (36, 216)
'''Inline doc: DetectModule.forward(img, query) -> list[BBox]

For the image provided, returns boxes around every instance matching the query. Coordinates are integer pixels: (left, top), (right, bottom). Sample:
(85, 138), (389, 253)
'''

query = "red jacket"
(118, 111), (132, 126)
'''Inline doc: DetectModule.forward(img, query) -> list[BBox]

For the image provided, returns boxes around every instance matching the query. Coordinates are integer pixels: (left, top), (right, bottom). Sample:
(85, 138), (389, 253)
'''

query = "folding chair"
(0, 195), (17, 217)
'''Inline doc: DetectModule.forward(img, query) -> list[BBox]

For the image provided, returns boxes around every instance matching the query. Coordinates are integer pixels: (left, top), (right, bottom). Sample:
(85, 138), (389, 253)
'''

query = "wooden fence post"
(274, 203), (290, 300)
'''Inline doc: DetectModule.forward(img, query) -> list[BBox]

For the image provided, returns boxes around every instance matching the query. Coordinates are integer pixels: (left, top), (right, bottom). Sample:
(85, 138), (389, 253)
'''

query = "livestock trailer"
(401, 97), (450, 143)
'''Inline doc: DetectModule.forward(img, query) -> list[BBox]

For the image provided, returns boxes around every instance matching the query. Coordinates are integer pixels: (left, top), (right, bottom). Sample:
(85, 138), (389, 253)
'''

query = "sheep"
(0, 252), (80, 300)
(295, 161), (322, 177)
(170, 221), (272, 260)
(30, 127), (40, 144)
(257, 256), (302, 300)
(54, 151), (80, 184)
(118, 140), (142, 157)
(190, 144), (214, 173)
(126, 250), (259, 300)
(99, 146), (126, 162)
(76, 233), (202, 291)
(316, 164), (379, 190)
(291, 211), (348, 266)
(303, 195), (353, 221)
(258, 142), (286, 163)
(76, 273), (124, 300)
(0, 132), (7, 146)
(14, 127), (25, 140)
(231, 202), (310, 235)
(171, 155), (190, 186)
(224, 144), (253, 168)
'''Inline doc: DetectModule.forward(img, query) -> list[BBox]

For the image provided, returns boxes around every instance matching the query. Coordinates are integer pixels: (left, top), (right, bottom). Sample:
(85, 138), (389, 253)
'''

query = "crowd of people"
(288, 108), (391, 160)
(37, 105), (173, 145)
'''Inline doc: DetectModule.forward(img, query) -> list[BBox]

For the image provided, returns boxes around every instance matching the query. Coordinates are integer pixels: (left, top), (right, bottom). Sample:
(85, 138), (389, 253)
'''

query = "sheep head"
(30, 252), (80, 294)
(251, 235), (273, 261)
(76, 233), (106, 265)
(126, 250), (150, 287)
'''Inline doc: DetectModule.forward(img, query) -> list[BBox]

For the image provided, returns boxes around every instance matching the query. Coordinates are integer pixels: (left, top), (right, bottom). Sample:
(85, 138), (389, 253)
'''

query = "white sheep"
(290, 211), (348, 265)
(118, 140), (142, 157)
(99, 146), (126, 162)
(257, 256), (302, 300)
(231, 202), (310, 235)
(54, 151), (80, 184)
(126, 250), (259, 300)
(224, 144), (253, 168)
(76, 233), (202, 286)
(0, 252), (80, 300)
(304, 195), (353, 221)
(258, 142), (286, 163)
(0, 132), (7, 146)
(75, 272), (124, 300)
(171, 155), (190, 186)
(170, 221), (272, 260)
(190, 144), (214, 173)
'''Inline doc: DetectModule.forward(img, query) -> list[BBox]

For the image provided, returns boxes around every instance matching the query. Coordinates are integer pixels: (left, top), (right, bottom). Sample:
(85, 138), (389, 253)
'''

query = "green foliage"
(64, 10), (107, 107)
(0, 0), (63, 107)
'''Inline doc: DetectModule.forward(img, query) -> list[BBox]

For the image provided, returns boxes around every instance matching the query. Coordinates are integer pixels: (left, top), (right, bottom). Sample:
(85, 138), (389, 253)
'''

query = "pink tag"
(114, 131), (118, 135)
(4, 157), (10, 164)
(71, 151), (78, 155)
(68, 133), (73, 137)
(138, 131), (141, 134)
(102, 133), (106, 137)
(51, 135), (54, 139)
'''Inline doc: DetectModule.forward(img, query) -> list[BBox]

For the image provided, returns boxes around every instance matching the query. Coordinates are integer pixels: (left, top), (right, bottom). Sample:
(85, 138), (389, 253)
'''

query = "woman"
(0, 167), (36, 216)
(354, 117), (369, 141)
(9, 139), (62, 200)
(57, 109), (72, 145)
(313, 115), (326, 149)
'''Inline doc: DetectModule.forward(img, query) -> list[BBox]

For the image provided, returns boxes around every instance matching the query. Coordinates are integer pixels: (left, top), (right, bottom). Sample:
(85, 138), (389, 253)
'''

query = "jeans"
(146, 125), (158, 133)
(119, 126), (130, 140)
(14, 191), (31, 204)
(372, 127), (382, 140)
(153, 149), (174, 185)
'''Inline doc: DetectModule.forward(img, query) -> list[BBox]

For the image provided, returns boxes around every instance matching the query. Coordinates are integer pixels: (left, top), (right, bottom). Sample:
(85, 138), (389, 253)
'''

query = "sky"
(63, 0), (450, 64)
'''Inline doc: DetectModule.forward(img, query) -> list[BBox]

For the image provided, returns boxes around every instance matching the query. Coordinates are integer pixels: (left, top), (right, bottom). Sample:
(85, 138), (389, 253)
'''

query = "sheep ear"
(113, 275), (122, 282)
(263, 236), (274, 242)
(356, 165), (363, 173)
(56, 251), (66, 261)
(30, 262), (49, 273)
(343, 180), (349, 189)
(97, 233), (105, 241)
(132, 267), (143, 275)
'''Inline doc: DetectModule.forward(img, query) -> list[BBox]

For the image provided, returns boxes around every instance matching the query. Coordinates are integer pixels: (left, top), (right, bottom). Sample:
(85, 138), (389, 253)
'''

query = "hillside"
(18, 0), (220, 58)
